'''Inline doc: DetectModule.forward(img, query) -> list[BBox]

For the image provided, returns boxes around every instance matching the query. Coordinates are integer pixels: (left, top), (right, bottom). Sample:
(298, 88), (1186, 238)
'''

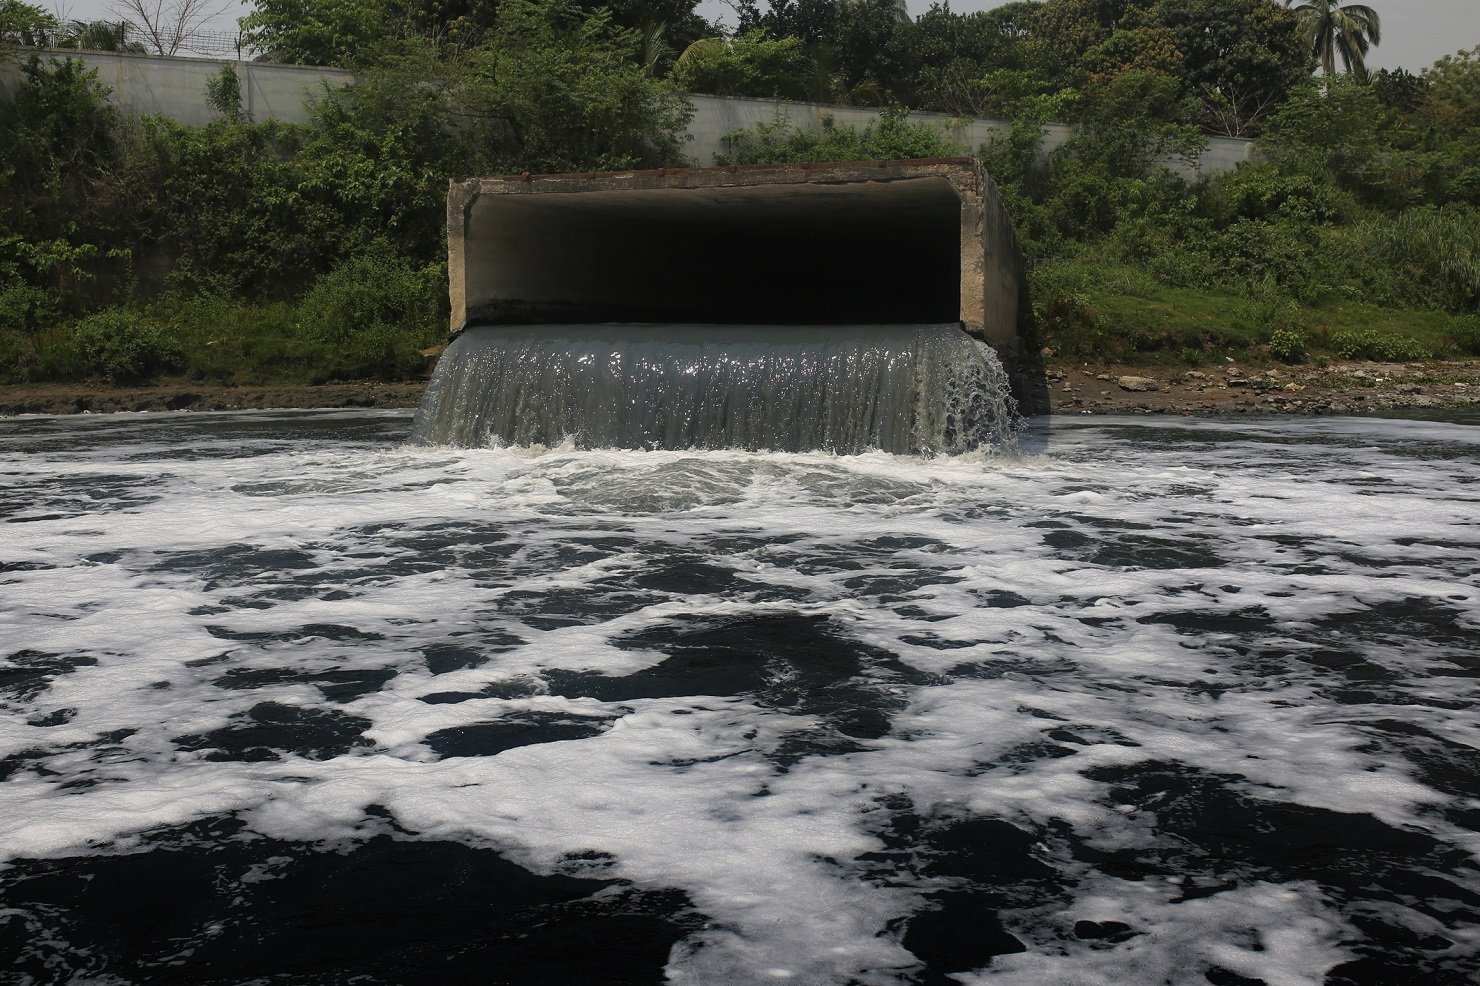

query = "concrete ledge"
(447, 158), (1025, 356)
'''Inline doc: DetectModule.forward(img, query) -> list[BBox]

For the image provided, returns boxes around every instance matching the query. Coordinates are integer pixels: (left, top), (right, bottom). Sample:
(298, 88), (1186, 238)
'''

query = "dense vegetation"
(1, 0), (1477, 386)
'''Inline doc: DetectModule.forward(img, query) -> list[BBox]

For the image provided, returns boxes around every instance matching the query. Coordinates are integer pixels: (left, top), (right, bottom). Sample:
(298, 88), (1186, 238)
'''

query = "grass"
(1032, 258), (1480, 366)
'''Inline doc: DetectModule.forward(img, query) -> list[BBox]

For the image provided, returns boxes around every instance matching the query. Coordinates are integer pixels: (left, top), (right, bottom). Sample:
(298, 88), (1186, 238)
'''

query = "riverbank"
(0, 381), (428, 416)
(1043, 357), (1480, 415)
(1, 358), (1478, 418)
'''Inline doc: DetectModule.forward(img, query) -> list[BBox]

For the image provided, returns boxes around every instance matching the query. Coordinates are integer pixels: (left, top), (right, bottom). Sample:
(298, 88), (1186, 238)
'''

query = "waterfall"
(410, 323), (1020, 455)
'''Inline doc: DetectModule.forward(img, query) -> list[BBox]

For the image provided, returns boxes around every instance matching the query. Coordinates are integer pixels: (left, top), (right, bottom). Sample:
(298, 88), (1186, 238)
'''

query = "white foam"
(2, 409), (1478, 982)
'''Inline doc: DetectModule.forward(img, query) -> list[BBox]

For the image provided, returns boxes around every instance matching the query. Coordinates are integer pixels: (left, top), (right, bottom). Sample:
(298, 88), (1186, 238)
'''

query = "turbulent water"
(410, 324), (1020, 454)
(2, 408), (1479, 985)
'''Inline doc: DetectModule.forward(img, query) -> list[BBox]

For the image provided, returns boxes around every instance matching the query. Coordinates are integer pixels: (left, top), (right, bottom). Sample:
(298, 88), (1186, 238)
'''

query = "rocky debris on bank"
(1046, 359), (1480, 415)
(1116, 375), (1159, 392)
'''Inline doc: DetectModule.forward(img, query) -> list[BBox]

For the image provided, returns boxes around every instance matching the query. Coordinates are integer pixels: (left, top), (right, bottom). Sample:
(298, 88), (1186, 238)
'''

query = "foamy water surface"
(1, 409), (1477, 984)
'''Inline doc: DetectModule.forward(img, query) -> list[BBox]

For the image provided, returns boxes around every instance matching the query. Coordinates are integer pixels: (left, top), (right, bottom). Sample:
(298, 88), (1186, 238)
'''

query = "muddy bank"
(0, 381), (428, 417)
(2, 358), (1478, 419)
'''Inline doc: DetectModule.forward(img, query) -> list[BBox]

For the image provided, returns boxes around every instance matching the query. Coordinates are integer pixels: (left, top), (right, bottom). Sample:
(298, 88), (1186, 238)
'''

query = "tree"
(0, 0), (57, 47)
(1069, 67), (1204, 177)
(895, 5), (1032, 115)
(0, 55), (123, 300)
(110, 0), (233, 56)
(1284, 0), (1381, 80)
(240, 0), (507, 66)
(1030, 0), (1152, 87)
(60, 19), (147, 52)
(1370, 67), (1429, 113)
(238, 0), (391, 66)
(672, 30), (809, 99)
(1422, 47), (1480, 131)
(728, 0), (911, 104)
(981, 1), (1042, 41)
(1147, 0), (1312, 137)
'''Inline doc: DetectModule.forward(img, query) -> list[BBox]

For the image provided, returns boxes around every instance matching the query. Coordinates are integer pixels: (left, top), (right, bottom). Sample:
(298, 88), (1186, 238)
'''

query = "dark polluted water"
(0, 408), (1478, 984)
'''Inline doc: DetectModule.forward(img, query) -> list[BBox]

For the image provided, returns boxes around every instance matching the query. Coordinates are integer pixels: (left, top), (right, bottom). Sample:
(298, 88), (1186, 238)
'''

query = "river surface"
(1, 409), (1478, 985)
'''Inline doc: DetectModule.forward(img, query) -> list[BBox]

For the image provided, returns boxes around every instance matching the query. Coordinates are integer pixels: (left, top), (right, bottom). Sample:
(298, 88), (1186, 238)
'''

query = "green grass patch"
(1032, 258), (1480, 364)
(0, 254), (447, 386)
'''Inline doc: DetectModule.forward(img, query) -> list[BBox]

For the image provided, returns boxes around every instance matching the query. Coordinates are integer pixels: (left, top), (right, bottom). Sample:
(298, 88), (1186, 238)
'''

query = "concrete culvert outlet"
(447, 158), (1026, 358)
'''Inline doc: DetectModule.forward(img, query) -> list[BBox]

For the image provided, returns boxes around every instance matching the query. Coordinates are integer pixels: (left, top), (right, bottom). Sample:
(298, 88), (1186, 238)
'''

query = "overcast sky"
(50, 0), (1480, 72)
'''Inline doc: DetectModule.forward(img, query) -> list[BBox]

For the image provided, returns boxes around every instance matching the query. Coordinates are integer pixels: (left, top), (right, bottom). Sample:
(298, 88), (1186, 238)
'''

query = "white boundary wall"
(0, 50), (1255, 176)
(687, 93), (1256, 178)
(0, 49), (353, 126)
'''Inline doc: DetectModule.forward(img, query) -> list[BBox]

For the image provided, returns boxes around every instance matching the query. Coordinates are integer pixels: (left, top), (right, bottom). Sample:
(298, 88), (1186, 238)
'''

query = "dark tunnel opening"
(460, 177), (964, 327)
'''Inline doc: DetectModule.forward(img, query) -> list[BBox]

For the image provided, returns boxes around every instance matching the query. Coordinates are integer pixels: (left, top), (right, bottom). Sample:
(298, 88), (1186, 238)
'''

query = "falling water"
(410, 323), (1020, 454)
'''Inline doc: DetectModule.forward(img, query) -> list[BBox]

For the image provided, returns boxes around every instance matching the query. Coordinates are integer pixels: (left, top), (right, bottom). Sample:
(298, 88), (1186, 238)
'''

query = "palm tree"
(1285, 0), (1382, 80)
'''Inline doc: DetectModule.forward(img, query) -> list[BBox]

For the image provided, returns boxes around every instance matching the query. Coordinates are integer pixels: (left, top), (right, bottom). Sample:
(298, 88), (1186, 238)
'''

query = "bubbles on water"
(1, 409), (1479, 984)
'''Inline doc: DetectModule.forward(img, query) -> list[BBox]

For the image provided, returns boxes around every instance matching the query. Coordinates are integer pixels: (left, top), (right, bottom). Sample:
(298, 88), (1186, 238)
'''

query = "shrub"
(1029, 260), (1103, 355)
(0, 283), (61, 334)
(1329, 328), (1431, 362)
(717, 106), (960, 166)
(204, 64), (242, 120)
(1199, 163), (1349, 226)
(298, 322), (430, 382)
(71, 308), (184, 382)
(1452, 319), (1480, 356)
(1200, 219), (1331, 301)
(1269, 327), (1307, 363)
(296, 252), (445, 345)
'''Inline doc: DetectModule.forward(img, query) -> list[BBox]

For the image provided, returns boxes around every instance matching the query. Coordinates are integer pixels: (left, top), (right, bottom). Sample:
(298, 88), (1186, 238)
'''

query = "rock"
(1117, 375), (1159, 392)
(1095, 373), (1111, 381)
(1182, 371), (1207, 380)
(1227, 377), (1251, 387)
(1074, 920), (1137, 943)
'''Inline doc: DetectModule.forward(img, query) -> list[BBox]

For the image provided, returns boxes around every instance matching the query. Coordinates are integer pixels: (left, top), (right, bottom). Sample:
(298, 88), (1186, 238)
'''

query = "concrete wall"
(1, 50), (1254, 176)
(0, 49), (354, 125)
(448, 159), (1026, 356)
(685, 93), (1256, 179)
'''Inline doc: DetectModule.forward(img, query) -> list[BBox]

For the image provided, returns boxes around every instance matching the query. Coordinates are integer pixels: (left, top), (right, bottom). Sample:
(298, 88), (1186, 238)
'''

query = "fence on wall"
(8, 22), (247, 59)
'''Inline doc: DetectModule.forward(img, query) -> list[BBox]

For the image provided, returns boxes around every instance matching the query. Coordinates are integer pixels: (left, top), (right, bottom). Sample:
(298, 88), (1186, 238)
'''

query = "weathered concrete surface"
(0, 48), (353, 125)
(447, 158), (1026, 357)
